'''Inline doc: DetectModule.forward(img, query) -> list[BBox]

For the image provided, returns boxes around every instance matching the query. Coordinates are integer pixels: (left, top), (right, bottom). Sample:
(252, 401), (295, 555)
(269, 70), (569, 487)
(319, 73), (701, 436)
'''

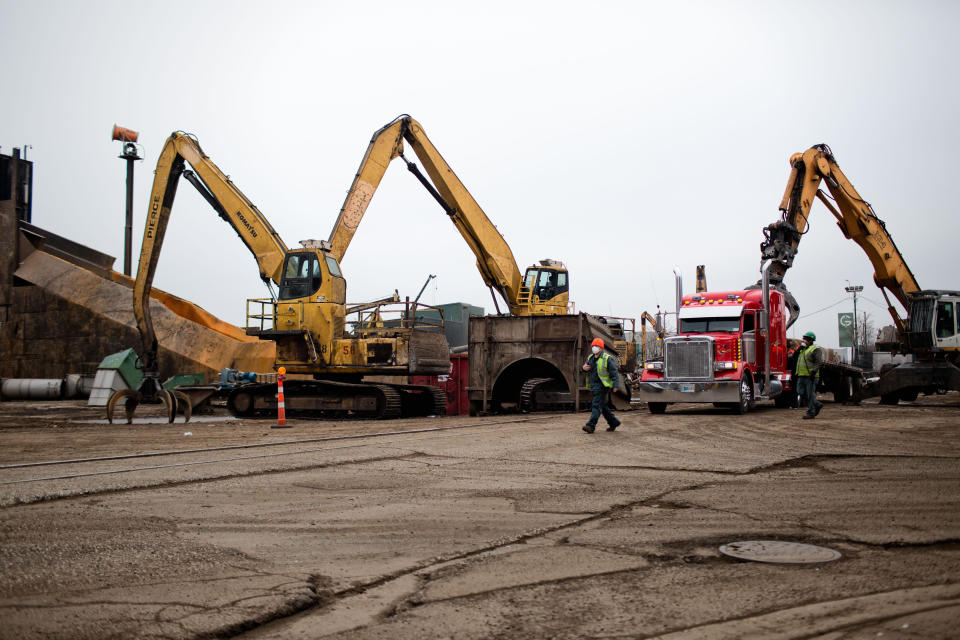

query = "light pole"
(112, 125), (141, 277)
(845, 283), (863, 364)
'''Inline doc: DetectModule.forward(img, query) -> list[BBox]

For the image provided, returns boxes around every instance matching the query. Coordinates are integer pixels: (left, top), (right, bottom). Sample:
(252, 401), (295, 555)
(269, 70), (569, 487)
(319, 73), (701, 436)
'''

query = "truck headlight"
(714, 361), (738, 371)
(645, 361), (664, 371)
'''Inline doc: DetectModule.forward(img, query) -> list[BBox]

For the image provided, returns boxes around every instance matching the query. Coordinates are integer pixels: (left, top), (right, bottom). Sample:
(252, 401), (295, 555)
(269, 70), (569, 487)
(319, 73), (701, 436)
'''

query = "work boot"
(606, 419), (621, 432)
(583, 424), (596, 434)
(802, 414), (815, 420)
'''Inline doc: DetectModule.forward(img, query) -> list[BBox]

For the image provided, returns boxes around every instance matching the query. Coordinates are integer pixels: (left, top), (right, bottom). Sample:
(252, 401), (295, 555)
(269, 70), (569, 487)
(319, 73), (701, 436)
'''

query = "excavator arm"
(133, 132), (289, 373)
(111, 132), (291, 424)
(328, 116), (559, 316)
(641, 311), (665, 340)
(759, 144), (920, 332)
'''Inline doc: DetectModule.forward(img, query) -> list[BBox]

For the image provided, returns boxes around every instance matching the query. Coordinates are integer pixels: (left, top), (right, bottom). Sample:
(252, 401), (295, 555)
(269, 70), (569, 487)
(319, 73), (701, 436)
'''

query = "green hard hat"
(803, 331), (816, 341)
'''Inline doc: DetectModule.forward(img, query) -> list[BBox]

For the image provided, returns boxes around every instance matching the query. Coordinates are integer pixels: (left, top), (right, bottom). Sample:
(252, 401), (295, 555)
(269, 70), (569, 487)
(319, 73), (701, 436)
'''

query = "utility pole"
(845, 284), (863, 364)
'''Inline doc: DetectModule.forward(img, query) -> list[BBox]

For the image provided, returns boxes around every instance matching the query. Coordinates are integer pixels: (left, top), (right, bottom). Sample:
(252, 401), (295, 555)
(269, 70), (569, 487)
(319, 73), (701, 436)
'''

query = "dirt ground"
(0, 393), (958, 639)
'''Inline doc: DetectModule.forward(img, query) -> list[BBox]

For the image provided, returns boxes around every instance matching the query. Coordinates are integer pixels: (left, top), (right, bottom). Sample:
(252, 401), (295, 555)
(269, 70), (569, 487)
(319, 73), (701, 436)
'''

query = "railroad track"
(0, 416), (553, 506)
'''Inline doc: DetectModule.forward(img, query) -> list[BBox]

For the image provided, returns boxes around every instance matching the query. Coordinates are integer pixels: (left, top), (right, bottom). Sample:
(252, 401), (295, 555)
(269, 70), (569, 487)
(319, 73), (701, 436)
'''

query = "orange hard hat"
(590, 338), (604, 348)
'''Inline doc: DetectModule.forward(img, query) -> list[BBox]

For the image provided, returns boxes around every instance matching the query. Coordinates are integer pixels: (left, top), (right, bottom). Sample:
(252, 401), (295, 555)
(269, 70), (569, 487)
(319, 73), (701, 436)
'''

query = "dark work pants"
(587, 387), (618, 426)
(796, 376), (822, 416)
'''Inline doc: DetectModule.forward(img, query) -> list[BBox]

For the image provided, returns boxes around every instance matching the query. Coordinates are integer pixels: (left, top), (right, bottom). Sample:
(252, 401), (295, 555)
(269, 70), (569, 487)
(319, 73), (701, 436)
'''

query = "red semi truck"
(634, 274), (865, 414)
(635, 276), (795, 414)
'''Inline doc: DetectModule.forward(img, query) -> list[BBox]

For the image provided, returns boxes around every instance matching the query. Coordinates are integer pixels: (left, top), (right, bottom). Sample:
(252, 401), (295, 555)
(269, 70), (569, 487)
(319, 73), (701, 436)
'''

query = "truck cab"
(635, 289), (791, 414)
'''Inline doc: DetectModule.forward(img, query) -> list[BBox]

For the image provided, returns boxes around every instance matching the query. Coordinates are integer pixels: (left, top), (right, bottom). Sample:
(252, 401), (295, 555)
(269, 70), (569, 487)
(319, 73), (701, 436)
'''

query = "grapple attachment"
(106, 375), (192, 424)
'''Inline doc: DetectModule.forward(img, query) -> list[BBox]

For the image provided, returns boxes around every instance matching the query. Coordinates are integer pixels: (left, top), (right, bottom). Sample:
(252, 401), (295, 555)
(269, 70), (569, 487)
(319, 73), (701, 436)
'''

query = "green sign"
(838, 312), (854, 347)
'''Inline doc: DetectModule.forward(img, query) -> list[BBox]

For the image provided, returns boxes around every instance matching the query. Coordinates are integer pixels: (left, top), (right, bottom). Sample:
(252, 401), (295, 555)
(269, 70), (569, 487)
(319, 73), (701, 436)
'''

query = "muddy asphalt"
(0, 394), (958, 640)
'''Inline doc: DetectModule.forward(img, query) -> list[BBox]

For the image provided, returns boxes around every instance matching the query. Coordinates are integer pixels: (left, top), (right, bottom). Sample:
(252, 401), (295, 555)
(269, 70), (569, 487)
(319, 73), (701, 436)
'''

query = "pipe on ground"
(1, 379), (66, 400)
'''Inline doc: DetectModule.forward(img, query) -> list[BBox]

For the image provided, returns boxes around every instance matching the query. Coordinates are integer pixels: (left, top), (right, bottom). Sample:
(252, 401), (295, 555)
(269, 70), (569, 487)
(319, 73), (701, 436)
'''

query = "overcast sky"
(2, 0), (958, 351)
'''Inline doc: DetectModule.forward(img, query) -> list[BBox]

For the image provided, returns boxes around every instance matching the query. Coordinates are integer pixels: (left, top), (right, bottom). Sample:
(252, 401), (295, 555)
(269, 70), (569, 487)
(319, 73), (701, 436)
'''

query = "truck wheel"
(227, 389), (256, 417)
(774, 389), (797, 409)
(899, 388), (919, 402)
(833, 377), (852, 403)
(648, 402), (667, 414)
(879, 392), (900, 405)
(732, 375), (753, 414)
(877, 363), (900, 405)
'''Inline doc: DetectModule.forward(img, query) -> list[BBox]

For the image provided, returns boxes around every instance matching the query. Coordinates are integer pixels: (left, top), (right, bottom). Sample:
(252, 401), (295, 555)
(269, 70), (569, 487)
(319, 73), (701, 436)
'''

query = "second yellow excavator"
(323, 116), (640, 412)
(759, 143), (959, 404)
(327, 115), (572, 317)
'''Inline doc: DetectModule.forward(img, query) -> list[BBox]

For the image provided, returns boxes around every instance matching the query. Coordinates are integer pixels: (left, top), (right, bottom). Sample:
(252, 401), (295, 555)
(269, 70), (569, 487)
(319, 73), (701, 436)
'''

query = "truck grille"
(664, 337), (713, 379)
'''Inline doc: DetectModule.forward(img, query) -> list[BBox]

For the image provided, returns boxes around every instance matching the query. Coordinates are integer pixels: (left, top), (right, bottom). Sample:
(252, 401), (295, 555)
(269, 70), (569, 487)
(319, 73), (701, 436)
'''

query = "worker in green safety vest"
(796, 331), (824, 419)
(582, 337), (621, 433)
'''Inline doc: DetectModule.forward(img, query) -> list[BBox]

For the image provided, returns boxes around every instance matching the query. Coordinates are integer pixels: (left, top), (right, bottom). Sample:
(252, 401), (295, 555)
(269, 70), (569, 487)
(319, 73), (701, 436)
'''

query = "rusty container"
(467, 313), (630, 415)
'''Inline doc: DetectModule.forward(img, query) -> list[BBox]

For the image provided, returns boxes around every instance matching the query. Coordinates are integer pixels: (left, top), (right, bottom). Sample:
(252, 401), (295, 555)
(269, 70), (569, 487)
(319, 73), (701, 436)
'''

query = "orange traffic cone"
(272, 367), (289, 429)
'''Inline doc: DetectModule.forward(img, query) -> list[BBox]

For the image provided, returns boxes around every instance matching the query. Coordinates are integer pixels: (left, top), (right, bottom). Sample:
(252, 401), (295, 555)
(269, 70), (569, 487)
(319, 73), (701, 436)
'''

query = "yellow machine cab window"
(524, 267), (568, 301)
(280, 253), (323, 300)
(325, 255), (342, 278)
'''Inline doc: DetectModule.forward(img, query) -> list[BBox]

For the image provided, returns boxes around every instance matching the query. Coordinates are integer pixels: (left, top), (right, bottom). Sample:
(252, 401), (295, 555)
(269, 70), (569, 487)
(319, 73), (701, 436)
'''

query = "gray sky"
(2, 0), (958, 350)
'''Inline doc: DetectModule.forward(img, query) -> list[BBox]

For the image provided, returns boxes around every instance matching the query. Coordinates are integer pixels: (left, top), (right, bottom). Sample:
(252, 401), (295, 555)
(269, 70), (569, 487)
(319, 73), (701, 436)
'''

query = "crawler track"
(520, 377), (573, 412)
(225, 380), (446, 419)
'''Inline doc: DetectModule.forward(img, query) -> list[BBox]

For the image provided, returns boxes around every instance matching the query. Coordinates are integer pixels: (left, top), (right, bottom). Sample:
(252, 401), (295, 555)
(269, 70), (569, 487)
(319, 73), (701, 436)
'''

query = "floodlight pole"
(119, 142), (141, 277)
(113, 125), (142, 278)
(845, 284), (863, 364)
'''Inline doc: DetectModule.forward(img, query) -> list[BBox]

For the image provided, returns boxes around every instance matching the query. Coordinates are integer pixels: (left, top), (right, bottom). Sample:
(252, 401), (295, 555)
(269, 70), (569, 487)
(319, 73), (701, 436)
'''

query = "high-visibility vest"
(796, 344), (820, 379)
(587, 352), (614, 389)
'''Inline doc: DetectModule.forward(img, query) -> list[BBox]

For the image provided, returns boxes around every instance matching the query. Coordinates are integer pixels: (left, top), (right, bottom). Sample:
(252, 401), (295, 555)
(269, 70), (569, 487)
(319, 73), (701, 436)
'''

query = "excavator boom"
(133, 133), (289, 373)
(328, 116), (569, 316)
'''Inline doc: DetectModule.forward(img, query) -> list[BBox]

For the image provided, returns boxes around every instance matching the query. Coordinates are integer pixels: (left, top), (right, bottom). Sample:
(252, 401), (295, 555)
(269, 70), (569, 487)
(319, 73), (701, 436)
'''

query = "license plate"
(680, 384), (695, 393)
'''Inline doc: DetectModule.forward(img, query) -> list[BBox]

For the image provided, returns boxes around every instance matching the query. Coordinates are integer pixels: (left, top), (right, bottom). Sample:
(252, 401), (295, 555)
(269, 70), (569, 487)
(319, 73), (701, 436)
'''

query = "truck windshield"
(680, 317), (741, 333)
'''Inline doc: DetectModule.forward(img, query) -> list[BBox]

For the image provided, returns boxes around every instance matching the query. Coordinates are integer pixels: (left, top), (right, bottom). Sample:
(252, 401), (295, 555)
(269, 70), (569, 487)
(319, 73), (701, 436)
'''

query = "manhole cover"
(718, 540), (841, 564)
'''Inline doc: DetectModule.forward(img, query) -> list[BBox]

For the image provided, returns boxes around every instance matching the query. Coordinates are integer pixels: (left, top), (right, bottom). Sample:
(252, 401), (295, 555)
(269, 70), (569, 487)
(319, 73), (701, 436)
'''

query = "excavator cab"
(278, 247), (345, 302)
(520, 260), (570, 313)
(906, 291), (960, 352)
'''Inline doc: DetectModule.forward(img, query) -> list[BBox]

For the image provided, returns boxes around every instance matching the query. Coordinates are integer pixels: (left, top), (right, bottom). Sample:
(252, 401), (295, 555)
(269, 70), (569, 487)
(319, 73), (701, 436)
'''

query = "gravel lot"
(0, 394), (958, 639)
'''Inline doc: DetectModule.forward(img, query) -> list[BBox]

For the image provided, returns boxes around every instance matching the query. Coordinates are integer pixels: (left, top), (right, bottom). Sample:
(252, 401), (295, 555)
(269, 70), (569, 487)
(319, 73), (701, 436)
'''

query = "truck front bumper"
(634, 379), (741, 404)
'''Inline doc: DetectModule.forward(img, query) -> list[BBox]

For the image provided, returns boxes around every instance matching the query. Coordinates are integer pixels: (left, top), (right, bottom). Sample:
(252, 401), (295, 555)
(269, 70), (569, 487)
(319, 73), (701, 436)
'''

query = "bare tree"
(857, 311), (875, 352)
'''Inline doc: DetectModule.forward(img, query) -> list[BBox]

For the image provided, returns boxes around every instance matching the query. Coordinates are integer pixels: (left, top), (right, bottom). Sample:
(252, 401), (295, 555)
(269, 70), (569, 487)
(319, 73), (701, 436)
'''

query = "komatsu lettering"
(235, 210), (258, 238)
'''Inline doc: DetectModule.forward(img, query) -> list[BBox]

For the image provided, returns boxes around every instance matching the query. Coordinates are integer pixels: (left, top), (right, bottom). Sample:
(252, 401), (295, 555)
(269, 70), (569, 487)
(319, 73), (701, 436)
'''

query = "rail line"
(0, 416), (551, 488)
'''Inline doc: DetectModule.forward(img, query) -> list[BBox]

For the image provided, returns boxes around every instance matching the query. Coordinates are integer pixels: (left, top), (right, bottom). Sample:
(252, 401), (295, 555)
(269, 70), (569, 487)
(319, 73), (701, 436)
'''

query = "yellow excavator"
(108, 132), (449, 423)
(759, 143), (959, 403)
(327, 115), (571, 317)
(326, 115), (638, 411)
(639, 310), (666, 368)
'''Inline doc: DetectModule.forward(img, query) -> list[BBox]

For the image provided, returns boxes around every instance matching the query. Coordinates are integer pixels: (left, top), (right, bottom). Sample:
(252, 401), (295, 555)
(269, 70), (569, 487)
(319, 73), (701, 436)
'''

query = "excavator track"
(416, 385), (448, 416)
(371, 384), (403, 419)
(428, 386), (448, 415)
(519, 377), (572, 413)
(226, 379), (414, 420)
(388, 383), (448, 417)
